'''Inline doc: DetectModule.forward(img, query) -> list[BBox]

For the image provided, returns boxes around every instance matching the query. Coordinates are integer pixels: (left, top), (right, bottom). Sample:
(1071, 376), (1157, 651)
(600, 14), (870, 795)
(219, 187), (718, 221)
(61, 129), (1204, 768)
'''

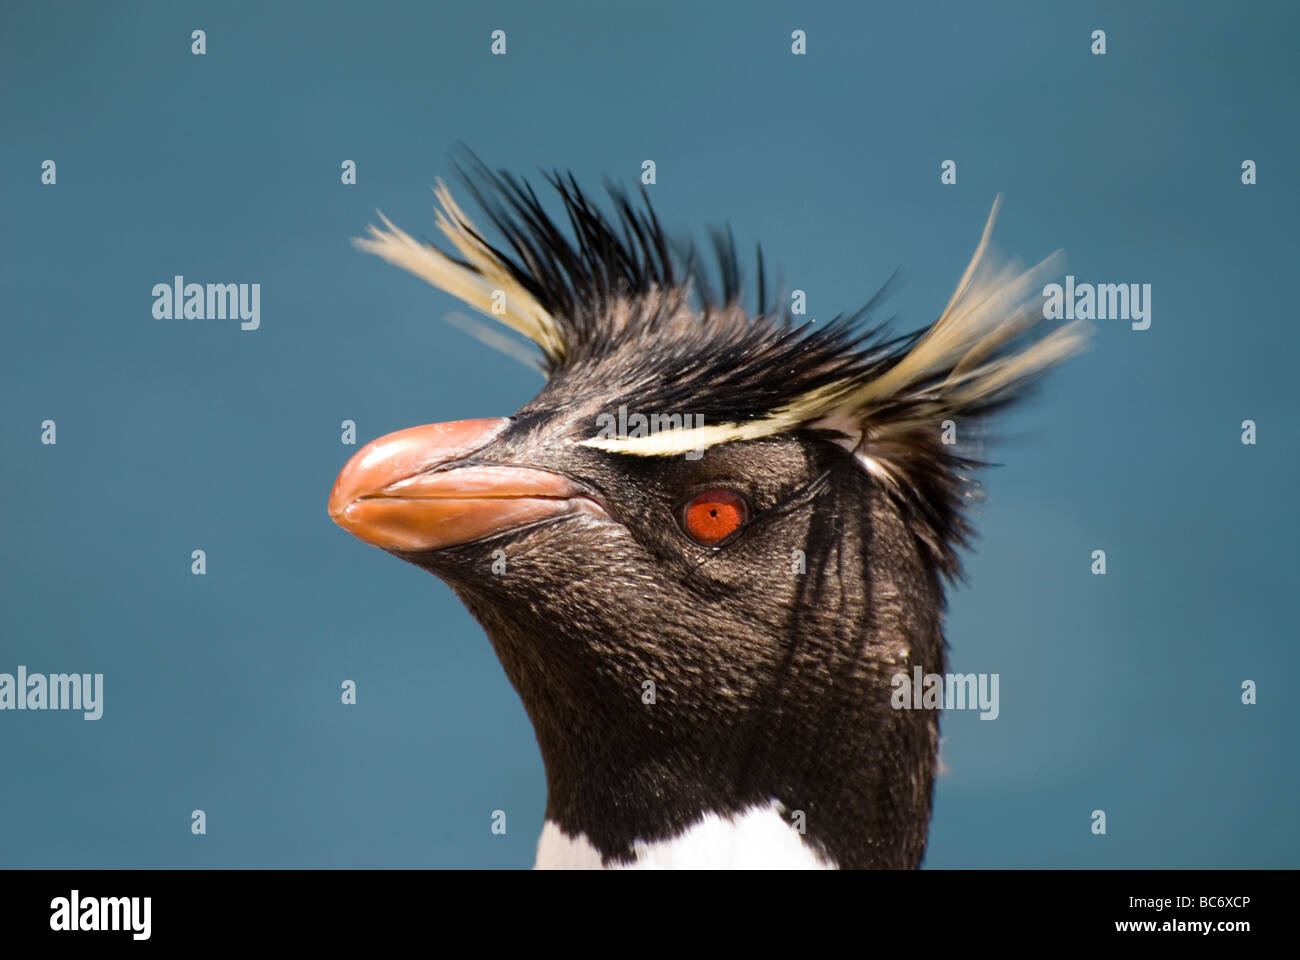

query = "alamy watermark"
(152, 275), (260, 330)
(0, 666), (103, 719)
(50, 890), (150, 940)
(592, 404), (708, 459)
(890, 667), (999, 719)
(1042, 275), (1151, 331)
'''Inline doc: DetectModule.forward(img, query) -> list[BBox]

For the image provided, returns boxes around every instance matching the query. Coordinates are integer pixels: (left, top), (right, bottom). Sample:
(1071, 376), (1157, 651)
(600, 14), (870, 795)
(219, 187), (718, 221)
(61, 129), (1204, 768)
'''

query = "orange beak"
(328, 418), (593, 552)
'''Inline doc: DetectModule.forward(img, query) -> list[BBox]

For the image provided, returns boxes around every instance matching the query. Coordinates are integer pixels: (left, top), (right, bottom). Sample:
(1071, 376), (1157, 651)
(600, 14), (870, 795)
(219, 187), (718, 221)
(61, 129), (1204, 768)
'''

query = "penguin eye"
(680, 489), (750, 546)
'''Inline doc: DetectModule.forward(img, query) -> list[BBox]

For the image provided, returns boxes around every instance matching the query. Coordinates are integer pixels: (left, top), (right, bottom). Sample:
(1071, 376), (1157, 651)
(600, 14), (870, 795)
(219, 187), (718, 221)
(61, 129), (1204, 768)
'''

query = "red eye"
(681, 489), (750, 546)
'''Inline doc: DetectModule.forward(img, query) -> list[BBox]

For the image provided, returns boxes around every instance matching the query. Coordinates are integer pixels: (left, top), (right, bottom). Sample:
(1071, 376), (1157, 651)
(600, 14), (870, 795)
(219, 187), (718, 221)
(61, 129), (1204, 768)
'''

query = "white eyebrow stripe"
(578, 380), (857, 457)
(578, 406), (897, 493)
(579, 421), (767, 456)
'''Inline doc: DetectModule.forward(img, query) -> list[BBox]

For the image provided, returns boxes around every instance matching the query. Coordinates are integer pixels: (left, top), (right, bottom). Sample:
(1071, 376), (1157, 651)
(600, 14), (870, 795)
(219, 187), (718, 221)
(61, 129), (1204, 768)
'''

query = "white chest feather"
(534, 802), (835, 869)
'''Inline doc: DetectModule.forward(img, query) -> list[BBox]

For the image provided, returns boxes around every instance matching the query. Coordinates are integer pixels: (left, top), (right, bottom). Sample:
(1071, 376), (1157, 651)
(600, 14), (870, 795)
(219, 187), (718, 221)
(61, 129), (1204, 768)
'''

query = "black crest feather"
(355, 150), (1087, 579)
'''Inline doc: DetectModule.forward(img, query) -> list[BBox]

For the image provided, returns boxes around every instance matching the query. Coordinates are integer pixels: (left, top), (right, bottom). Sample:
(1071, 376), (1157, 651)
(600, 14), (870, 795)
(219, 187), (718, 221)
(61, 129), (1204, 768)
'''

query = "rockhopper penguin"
(328, 155), (1087, 869)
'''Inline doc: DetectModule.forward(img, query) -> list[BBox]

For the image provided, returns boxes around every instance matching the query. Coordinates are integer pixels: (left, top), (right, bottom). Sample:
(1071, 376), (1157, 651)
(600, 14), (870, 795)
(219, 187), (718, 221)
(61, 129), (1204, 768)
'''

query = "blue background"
(2, 1), (1296, 867)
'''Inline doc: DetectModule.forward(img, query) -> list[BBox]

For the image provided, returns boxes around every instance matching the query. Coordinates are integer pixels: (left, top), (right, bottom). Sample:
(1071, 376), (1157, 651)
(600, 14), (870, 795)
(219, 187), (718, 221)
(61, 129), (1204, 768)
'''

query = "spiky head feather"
(354, 151), (1088, 576)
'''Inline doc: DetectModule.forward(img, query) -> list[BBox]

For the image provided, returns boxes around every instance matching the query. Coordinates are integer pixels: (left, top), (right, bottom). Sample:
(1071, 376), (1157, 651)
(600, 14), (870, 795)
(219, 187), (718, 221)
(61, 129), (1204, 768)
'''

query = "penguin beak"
(328, 418), (594, 552)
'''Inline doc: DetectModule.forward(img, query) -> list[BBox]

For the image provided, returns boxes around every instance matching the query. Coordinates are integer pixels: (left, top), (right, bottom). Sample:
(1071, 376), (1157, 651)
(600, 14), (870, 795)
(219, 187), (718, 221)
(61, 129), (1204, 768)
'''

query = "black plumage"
(335, 153), (1086, 867)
